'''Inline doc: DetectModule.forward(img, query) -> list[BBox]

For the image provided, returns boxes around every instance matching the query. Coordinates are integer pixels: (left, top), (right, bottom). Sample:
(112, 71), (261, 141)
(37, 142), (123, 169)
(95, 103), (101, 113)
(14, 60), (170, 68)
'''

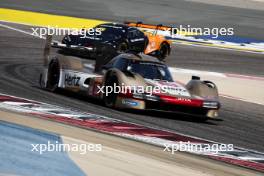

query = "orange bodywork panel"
(126, 22), (172, 54)
(126, 22), (172, 32)
(144, 33), (170, 54)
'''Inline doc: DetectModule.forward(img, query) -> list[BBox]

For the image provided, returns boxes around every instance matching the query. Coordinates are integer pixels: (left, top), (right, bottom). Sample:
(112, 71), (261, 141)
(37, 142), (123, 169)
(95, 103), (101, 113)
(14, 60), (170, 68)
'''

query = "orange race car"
(125, 21), (172, 61)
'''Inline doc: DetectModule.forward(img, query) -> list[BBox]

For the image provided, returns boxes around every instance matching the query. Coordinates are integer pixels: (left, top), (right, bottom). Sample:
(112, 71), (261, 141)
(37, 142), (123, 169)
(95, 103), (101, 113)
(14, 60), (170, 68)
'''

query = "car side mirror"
(119, 65), (134, 77)
(126, 66), (132, 72)
(192, 75), (200, 80)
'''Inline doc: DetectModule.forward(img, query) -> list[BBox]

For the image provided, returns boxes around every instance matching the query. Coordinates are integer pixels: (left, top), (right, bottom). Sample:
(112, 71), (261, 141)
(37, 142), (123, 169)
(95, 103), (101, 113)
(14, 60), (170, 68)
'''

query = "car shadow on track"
(128, 109), (222, 125)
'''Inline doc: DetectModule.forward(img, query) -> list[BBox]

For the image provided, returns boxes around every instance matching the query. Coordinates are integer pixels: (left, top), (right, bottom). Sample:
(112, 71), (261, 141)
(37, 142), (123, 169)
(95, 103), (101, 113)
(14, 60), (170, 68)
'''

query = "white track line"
(0, 23), (45, 39)
(173, 40), (264, 55)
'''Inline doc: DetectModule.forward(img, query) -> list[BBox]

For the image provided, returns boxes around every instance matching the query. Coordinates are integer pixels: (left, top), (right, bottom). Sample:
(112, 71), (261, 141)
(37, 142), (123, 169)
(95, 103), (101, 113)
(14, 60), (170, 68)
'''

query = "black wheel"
(157, 43), (169, 61)
(117, 42), (128, 53)
(103, 76), (118, 107)
(47, 59), (60, 92)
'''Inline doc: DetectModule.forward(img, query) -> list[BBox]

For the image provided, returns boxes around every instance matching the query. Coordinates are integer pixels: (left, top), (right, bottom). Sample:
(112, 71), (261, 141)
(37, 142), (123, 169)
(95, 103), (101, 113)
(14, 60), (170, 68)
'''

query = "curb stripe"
(0, 93), (264, 172)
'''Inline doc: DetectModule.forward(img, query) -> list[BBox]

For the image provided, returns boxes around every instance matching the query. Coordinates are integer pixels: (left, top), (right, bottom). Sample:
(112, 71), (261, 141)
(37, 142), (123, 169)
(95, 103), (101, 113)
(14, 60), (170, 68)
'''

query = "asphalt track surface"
(168, 45), (264, 76)
(0, 23), (264, 154)
(0, 0), (264, 155)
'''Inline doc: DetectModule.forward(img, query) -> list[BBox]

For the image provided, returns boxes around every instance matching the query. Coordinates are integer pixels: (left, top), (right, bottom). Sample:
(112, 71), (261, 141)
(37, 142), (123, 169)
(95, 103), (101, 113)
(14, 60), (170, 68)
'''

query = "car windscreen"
(128, 61), (173, 82)
(128, 29), (145, 39)
(96, 26), (125, 40)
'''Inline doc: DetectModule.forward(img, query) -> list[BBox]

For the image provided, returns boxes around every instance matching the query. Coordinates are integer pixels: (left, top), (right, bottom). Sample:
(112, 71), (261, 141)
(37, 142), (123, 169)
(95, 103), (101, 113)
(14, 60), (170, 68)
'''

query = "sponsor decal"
(122, 99), (139, 106)
(176, 97), (191, 102)
(130, 38), (145, 42)
(65, 73), (80, 86)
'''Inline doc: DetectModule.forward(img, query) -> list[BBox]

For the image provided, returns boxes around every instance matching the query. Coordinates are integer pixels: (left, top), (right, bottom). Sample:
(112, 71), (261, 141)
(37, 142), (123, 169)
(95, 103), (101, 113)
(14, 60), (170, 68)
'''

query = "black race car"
(61, 23), (148, 57)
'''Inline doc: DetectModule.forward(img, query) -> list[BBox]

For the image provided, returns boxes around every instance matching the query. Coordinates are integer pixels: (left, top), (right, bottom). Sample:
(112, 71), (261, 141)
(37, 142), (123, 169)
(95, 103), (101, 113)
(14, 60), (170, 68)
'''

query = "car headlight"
(144, 94), (159, 101)
(203, 101), (219, 109)
(132, 92), (144, 99)
(132, 92), (159, 101)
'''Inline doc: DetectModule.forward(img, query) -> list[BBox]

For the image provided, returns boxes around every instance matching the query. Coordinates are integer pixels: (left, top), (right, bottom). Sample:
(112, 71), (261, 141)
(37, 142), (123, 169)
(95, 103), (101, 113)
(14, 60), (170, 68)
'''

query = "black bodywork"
(61, 23), (148, 58)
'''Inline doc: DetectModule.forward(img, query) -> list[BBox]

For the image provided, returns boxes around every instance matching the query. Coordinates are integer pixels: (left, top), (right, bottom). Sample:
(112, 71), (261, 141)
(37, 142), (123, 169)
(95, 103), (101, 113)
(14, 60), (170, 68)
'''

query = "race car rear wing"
(43, 34), (95, 66)
(124, 21), (176, 35)
(51, 42), (94, 52)
(43, 34), (118, 73)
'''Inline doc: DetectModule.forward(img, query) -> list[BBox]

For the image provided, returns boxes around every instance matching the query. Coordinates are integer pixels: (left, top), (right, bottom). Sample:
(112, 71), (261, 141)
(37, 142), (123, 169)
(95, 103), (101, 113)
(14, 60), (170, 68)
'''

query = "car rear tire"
(47, 59), (60, 92)
(157, 43), (169, 61)
(117, 42), (128, 53)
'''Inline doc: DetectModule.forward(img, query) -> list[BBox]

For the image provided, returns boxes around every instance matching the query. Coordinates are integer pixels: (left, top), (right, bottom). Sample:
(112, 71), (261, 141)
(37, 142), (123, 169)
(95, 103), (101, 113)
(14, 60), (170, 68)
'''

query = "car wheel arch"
(47, 58), (61, 92)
